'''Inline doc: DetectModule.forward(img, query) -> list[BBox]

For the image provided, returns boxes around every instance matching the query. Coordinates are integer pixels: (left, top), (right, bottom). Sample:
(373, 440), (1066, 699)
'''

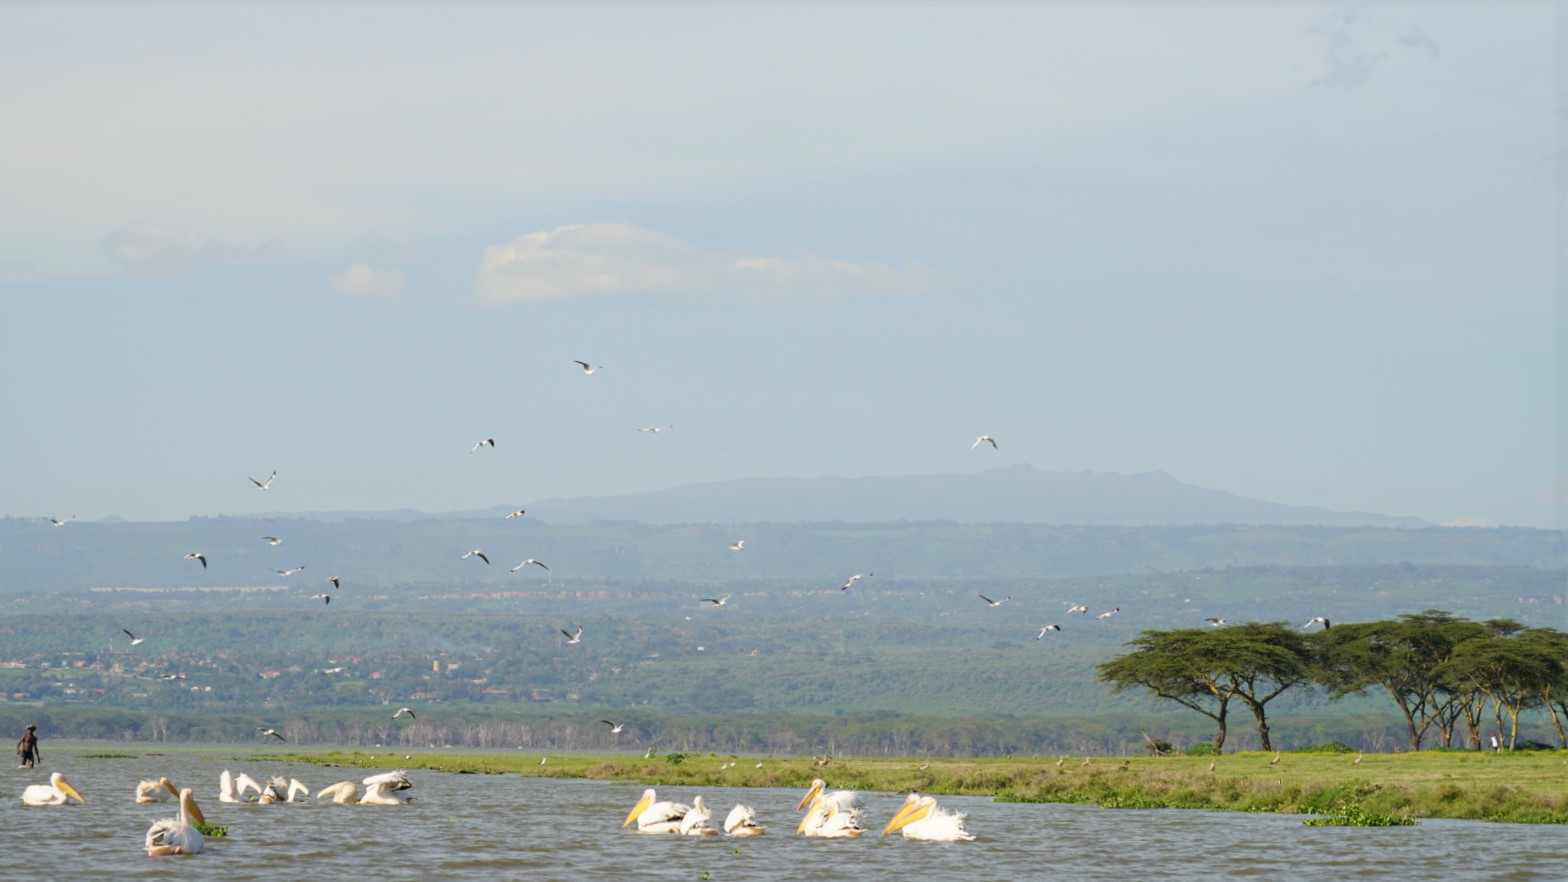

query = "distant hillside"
(517, 465), (1430, 527)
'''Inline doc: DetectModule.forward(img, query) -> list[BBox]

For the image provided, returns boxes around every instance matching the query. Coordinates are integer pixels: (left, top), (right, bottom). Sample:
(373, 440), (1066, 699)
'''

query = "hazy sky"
(1, 4), (1559, 528)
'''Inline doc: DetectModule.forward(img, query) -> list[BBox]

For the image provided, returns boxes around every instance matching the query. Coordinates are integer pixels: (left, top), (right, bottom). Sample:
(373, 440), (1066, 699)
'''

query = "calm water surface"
(6, 750), (1563, 882)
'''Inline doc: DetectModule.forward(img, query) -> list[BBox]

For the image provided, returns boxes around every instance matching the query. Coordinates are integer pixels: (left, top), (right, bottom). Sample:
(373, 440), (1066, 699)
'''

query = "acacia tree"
(1313, 611), (1488, 750)
(1098, 624), (1312, 750)
(1438, 627), (1562, 749)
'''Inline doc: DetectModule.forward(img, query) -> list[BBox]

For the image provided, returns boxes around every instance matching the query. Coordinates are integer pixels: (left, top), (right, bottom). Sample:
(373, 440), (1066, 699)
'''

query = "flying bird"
(46, 515), (74, 527)
(469, 438), (495, 453)
(272, 566), (305, 577)
(1066, 603), (1089, 615)
(728, 539), (745, 552)
(1302, 616), (1331, 630)
(392, 707), (416, 720)
(841, 573), (872, 590)
(262, 536), (283, 546)
(1096, 608), (1121, 620)
(701, 595), (731, 608)
(122, 628), (145, 646)
(509, 558), (549, 573)
(977, 593), (1012, 608)
(638, 425), (671, 433)
(257, 727), (286, 742)
(602, 720), (626, 734)
(460, 550), (490, 564)
(505, 509), (526, 519)
(573, 360), (601, 375)
(249, 470), (277, 491)
(1206, 617), (1227, 628)
(561, 626), (583, 645)
(310, 593), (332, 605)
(1035, 625), (1061, 639)
(971, 435), (997, 450)
(327, 576), (340, 589)
(184, 552), (207, 568)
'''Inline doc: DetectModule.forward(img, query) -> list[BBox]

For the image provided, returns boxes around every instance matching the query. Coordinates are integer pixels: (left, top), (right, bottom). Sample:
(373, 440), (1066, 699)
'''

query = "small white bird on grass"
(460, 550), (490, 564)
(561, 626), (583, 645)
(971, 435), (998, 450)
(841, 573), (872, 590)
(249, 470), (277, 491)
(509, 559), (549, 573)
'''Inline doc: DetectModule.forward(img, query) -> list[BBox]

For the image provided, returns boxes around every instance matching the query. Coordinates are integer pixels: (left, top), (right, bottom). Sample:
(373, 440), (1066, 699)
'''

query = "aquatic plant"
(1302, 802), (1417, 827)
(193, 821), (228, 837)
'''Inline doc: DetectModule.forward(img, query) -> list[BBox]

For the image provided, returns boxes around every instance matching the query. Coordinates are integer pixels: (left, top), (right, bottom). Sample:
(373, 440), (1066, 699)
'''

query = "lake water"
(7, 750), (1564, 881)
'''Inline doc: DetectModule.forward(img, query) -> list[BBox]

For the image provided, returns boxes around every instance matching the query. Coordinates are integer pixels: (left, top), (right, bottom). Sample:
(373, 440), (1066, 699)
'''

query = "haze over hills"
(251, 465), (1433, 528)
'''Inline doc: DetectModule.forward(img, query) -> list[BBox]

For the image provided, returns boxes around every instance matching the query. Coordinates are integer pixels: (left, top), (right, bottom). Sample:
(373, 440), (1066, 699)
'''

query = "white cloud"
(99, 222), (282, 276)
(328, 264), (406, 302)
(473, 222), (952, 305)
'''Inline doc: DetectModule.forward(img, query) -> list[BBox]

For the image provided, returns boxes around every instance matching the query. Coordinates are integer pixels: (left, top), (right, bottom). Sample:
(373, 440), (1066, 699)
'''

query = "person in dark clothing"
(16, 724), (39, 768)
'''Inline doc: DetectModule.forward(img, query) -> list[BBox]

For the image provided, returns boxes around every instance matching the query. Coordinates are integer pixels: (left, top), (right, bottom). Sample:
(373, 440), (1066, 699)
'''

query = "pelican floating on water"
(22, 772), (84, 805)
(219, 770), (263, 802)
(145, 787), (206, 856)
(316, 781), (359, 803)
(724, 804), (766, 836)
(624, 788), (694, 833)
(135, 776), (179, 803)
(359, 770), (414, 805)
(882, 793), (975, 841)
(679, 795), (719, 835)
(796, 779), (864, 837)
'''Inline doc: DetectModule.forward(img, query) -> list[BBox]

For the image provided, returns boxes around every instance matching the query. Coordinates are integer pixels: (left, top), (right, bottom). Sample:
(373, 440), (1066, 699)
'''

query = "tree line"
(1098, 610), (1568, 751)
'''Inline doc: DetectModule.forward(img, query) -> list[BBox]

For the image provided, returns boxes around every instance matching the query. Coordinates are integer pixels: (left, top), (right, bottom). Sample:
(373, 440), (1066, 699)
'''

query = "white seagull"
(392, 707), (416, 720)
(1096, 608), (1120, 620)
(1206, 617), (1228, 628)
(561, 625), (583, 645)
(573, 360), (601, 375)
(505, 509), (526, 519)
(729, 540), (745, 552)
(327, 576), (341, 589)
(272, 565), (305, 577)
(469, 438), (495, 453)
(460, 550), (490, 564)
(46, 515), (75, 527)
(184, 552), (207, 569)
(310, 593), (332, 605)
(602, 720), (626, 734)
(1035, 625), (1061, 639)
(122, 628), (145, 646)
(701, 595), (731, 608)
(262, 536), (284, 546)
(841, 573), (872, 590)
(977, 593), (1012, 607)
(1302, 616), (1331, 630)
(638, 425), (671, 433)
(1066, 603), (1089, 615)
(509, 558), (549, 573)
(971, 435), (998, 450)
(249, 470), (277, 491)
(257, 727), (286, 742)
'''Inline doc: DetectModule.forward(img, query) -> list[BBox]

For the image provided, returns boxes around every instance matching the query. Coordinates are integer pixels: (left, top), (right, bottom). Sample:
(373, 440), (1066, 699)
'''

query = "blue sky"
(0, 4), (1559, 528)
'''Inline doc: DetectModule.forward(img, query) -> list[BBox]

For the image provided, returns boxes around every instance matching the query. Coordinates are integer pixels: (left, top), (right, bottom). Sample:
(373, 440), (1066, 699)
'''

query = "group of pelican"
(624, 778), (972, 842)
(218, 768), (414, 806)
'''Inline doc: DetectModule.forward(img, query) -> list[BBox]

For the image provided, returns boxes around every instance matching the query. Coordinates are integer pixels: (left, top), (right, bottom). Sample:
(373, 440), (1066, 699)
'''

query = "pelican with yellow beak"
(145, 788), (206, 856)
(881, 793), (975, 841)
(797, 792), (866, 837)
(22, 772), (85, 805)
(624, 788), (693, 833)
(135, 776), (180, 803)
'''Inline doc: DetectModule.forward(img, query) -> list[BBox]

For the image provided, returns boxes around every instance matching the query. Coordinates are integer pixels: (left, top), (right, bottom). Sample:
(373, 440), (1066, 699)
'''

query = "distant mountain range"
(262, 465), (1432, 528)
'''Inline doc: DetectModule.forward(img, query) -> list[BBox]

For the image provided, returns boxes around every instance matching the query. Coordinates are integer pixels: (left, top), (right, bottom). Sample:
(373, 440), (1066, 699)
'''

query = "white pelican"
(135, 776), (179, 803)
(971, 435), (997, 450)
(505, 509), (526, 519)
(184, 552), (207, 568)
(724, 804), (766, 836)
(796, 794), (865, 837)
(509, 558), (549, 573)
(460, 549), (490, 564)
(47, 515), (75, 527)
(469, 438), (495, 453)
(22, 772), (84, 805)
(1035, 625), (1060, 639)
(249, 470), (276, 490)
(841, 573), (872, 590)
(316, 781), (359, 803)
(1096, 608), (1120, 620)
(573, 360), (600, 375)
(701, 594), (731, 608)
(145, 787), (206, 856)
(624, 788), (692, 833)
(258, 777), (289, 803)
(882, 793), (975, 841)
(1302, 616), (1331, 630)
(287, 778), (310, 801)
(257, 727), (287, 741)
(679, 795), (719, 835)
(729, 539), (744, 551)
(219, 770), (263, 802)
(977, 593), (1011, 607)
(123, 627), (146, 646)
(561, 625), (583, 645)
(359, 770), (414, 805)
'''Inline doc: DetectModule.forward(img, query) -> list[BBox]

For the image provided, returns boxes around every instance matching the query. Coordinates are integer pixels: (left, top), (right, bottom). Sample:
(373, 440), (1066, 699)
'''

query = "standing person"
(16, 724), (40, 768)
(1490, 732), (1501, 753)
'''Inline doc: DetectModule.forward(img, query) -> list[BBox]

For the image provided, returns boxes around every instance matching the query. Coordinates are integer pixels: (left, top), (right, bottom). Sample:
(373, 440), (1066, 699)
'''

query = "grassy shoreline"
(250, 748), (1568, 825)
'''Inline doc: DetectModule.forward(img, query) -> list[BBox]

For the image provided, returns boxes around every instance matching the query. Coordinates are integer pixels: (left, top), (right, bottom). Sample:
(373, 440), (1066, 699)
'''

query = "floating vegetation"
(79, 753), (139, 759)
(193, 821), (229, 837)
